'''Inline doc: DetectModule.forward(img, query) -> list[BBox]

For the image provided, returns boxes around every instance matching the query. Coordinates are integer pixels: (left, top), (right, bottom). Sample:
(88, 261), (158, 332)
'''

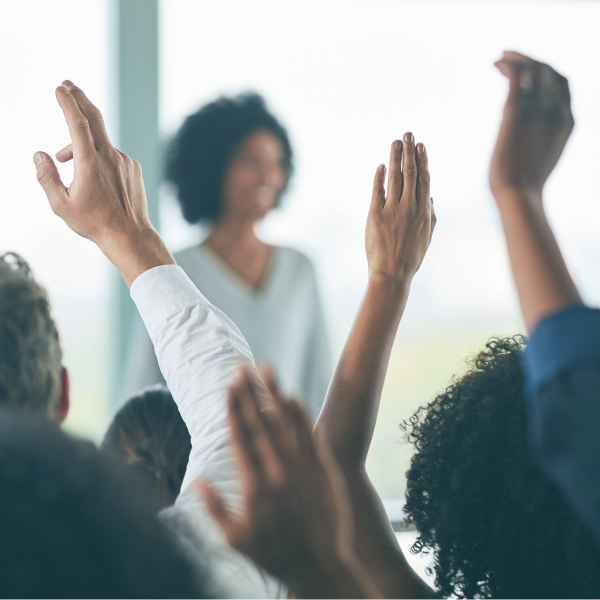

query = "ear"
(57, 366), (70, 423)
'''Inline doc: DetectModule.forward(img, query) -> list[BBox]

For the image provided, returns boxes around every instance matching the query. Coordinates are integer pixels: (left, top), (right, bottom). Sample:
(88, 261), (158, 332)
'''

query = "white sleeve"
(130, 264), (260, 509)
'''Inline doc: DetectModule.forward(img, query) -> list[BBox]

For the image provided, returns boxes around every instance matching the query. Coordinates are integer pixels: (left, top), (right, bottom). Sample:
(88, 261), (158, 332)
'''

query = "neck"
(206, 215), (262, 253)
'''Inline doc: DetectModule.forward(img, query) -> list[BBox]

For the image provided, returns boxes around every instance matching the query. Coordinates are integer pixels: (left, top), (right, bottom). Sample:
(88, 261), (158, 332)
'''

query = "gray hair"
(0, 253), (62, 415)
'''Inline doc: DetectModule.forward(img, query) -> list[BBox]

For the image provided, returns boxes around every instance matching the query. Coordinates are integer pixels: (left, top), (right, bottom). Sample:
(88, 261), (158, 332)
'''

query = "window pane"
(0, 0), (110, 440)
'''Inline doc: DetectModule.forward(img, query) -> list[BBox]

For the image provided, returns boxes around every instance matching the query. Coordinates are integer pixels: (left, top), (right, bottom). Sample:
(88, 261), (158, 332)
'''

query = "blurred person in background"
(126, 93), (331, 419)
(0, 412), (208, 598)
(102, 385), (191, 512)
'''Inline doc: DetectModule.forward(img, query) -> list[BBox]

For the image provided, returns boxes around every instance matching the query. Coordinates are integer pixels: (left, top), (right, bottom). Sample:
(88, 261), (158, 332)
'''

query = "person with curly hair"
(402, 336), (600, 598)
(126, 93), (331, 419)
(309, 56), (600, 599)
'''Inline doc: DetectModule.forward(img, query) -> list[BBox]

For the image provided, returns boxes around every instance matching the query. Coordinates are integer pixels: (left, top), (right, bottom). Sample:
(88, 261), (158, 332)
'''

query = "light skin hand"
(34, 81), (174, 286)
(197, 368), (379, 599)
(489, 52), (582, 332)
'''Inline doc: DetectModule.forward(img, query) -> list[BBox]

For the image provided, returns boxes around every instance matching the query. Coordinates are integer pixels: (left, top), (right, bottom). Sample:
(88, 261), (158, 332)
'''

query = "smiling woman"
(125, 93), (332, 418)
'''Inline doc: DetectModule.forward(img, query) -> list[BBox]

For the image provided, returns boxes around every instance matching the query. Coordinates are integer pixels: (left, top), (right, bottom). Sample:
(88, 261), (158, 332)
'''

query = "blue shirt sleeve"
(523, 304), (600, 394)
(523, 304), (600, 544)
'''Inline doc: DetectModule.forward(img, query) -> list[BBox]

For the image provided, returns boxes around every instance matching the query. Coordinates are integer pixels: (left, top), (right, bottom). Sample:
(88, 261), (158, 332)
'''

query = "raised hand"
(34, 81), (174, 286)
(488, 52), (581, 332)
(490, 51), (574, 200)
(197, 368), (379, 599)
(365, 132), (436, 283)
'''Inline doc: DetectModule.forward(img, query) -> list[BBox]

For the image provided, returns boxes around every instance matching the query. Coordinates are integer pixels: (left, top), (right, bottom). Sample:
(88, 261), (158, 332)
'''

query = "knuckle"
(404, 166), (418, 179)
(418, 172), (430, 185)
(36, 168), (53, 187)
(390, 173), (403, 185)
(72, 117), (90, 131)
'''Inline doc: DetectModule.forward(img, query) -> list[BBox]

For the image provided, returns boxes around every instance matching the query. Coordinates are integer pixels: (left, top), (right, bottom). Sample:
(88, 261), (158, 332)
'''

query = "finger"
(56, 143), (73, 163)
(62, 80), (112, 151)
(34, 152), (69, 211)
(236, 372), (285, 480)
(260, 367), (296, 452)
(501, 50), (537, 65)
(430, 197), (437, 243)
(415, 143), (430, 208)
(539, 65), (556, 110)
(55, 86), (95, 159)
(370, 163), (386, 211)
(194, 480), (236, 537)
(386, 140), (403, 206)
(284, 399), (317, 460)
(400, 132), (418, 206)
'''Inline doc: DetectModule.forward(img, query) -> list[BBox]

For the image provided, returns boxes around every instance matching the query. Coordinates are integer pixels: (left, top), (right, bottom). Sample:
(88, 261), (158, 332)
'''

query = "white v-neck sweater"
(125, 244), (332, 418)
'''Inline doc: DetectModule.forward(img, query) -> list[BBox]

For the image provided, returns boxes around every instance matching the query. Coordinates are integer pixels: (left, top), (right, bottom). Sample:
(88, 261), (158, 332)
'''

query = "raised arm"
(199, 368), (380, 599)
(34, 82), (262, 507)
(489, 53), (600, 543)
(489, 51), (581, 333)
(314, 134), (436, 598)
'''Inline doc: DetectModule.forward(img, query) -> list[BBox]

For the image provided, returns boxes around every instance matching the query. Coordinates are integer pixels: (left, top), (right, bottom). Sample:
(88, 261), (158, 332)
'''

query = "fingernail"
(57, 85), (69, 94)
(417, 143), (426, 155)
(404, 132), (414, 144)
(378, 164), (386, 173)
(394, 140), (402, 151)
(63, 80), (74, 86)
(33, 152), (43, 166)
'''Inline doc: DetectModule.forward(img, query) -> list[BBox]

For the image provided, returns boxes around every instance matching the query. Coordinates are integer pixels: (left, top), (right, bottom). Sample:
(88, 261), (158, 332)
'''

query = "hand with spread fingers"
(365, 133), (436, 283)
(34, 81), (174, 286)
(197, 368), (379, 599)
(490, 51), (575, 200)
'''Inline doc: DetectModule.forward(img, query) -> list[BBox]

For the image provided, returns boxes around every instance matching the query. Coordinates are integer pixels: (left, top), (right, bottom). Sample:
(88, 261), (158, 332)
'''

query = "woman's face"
(221, 129), (287, 222)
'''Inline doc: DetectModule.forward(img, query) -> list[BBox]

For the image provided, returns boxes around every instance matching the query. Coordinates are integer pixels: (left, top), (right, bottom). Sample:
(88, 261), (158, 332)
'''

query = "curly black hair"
(403, 335), (600, 599)
(165, 93), (293, 224)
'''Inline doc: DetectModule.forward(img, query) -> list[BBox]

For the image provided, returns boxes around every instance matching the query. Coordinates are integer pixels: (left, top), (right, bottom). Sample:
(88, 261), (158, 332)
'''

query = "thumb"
(34, 152), (68, 212)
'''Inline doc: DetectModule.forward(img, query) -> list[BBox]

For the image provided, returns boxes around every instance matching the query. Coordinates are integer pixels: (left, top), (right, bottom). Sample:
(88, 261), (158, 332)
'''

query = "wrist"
(493, 186), (544, 207)
(98, 225), (176, 287)
(367, 270), (412, 294)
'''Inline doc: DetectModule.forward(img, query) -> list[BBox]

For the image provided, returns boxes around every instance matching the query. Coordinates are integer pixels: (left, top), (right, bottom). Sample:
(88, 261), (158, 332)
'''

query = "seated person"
(0, 411), (207, 598)
(490, 52), (600, 545)
(0, 251), (69, 422)
(102, 385), (191, 512)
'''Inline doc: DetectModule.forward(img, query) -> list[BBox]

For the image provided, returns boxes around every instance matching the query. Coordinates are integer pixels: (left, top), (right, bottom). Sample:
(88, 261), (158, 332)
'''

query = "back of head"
(165, 92), (293, 223)
(403, 336), (600, 599)
(103, 386), (191, 510)
(0, 253), (62, 416)
(0, 411), (208, 598)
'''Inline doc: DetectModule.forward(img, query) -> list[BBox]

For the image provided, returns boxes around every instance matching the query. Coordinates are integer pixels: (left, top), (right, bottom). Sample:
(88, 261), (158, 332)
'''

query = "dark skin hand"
(489, 51), (582, 332)
(198, 368), (380, 599)
(314, 133), (436, 598)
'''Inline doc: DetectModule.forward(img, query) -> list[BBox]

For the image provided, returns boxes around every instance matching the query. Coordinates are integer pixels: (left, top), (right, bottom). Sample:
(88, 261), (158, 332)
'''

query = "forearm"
(315, 273), (410, 465)
(496, 190), (582, 333)
(130, 265), (260, 502)
(289, 553), (379, 599)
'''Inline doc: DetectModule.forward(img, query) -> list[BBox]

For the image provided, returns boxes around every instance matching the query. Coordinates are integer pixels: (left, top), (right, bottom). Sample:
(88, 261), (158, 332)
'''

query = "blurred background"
(1, 0), (599, 536)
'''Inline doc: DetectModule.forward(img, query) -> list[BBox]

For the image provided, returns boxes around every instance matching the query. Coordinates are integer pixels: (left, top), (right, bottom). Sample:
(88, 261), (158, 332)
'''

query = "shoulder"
(273, 245), (315, 274)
